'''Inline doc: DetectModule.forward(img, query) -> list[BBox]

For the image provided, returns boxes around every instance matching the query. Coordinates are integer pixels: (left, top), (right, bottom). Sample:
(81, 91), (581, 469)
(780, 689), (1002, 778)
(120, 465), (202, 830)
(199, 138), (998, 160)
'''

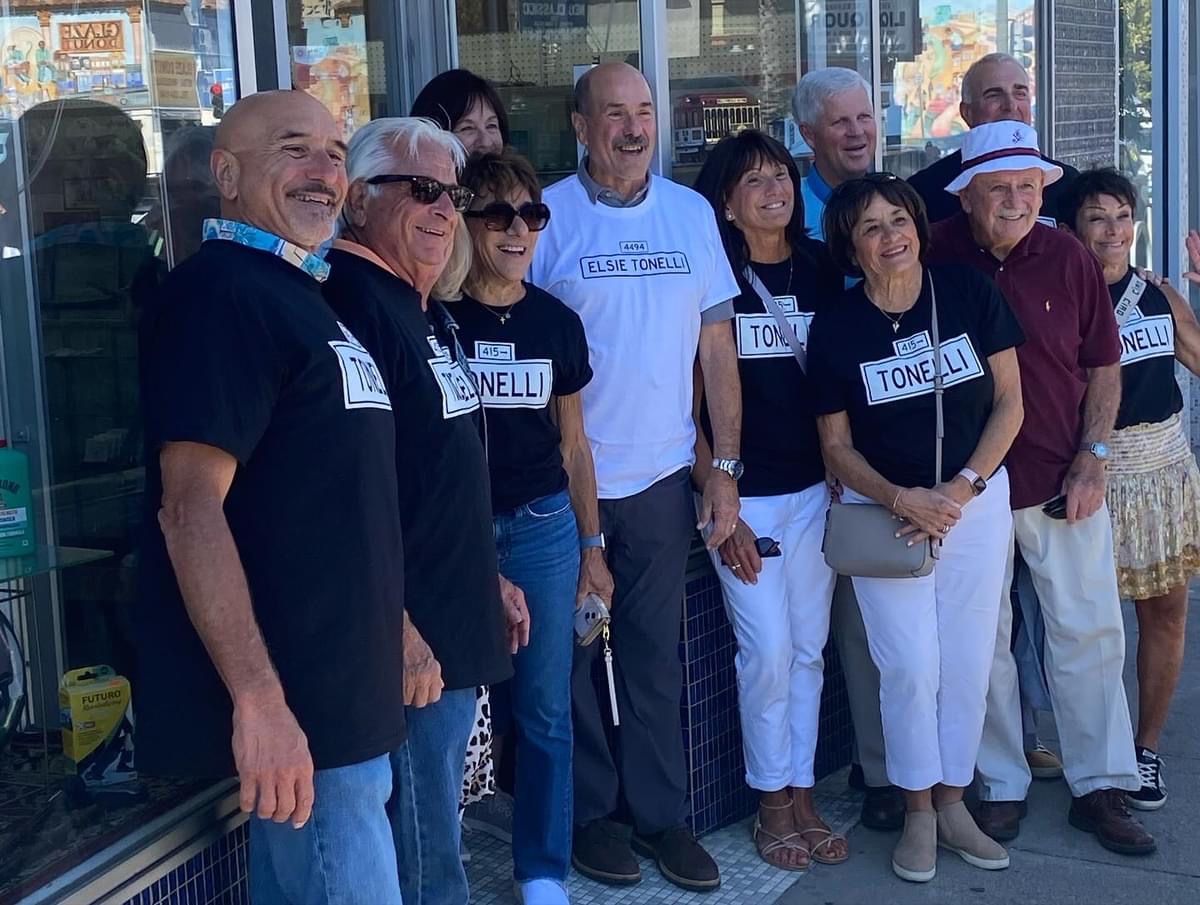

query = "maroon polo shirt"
(928, 213), (1120, 509)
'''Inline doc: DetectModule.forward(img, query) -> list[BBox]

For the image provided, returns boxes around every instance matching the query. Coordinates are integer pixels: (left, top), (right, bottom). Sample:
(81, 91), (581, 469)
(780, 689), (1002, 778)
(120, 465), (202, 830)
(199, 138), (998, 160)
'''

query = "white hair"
(341, 117), (472, 300)
(791, 67), (873, 127)
(960, 53), (1028, 105)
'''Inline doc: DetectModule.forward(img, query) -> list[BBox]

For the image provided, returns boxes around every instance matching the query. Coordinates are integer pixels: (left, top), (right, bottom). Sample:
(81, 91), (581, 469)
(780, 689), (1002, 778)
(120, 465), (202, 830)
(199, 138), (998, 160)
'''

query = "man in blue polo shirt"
(791, 67), (877, 240)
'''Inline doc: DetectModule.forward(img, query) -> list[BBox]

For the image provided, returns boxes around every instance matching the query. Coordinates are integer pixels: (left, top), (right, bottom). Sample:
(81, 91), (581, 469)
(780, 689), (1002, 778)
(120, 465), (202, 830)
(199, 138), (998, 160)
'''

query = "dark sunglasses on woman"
(464, 201), (552, 232)
(365, 174), (475, 212)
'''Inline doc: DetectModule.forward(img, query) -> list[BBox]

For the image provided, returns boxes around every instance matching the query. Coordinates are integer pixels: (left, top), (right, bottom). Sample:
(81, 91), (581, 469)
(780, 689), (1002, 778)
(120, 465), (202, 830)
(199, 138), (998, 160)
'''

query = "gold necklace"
(474, 296), (520, 325)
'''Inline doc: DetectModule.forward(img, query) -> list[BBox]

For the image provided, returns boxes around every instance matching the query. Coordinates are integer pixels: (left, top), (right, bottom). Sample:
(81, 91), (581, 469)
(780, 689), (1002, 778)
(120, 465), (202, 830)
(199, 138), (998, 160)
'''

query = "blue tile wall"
(120, 821), (248, 905)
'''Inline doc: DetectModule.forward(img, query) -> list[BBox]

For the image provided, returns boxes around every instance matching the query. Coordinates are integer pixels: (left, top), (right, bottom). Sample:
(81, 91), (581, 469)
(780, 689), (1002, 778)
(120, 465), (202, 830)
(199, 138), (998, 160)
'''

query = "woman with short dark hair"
(1062, 167), (1200, 811)
(452, 149), (612, 905)
(412, 68), (510, 156)
(810, 174), (1024, 883)
(692, 130), (849, 872)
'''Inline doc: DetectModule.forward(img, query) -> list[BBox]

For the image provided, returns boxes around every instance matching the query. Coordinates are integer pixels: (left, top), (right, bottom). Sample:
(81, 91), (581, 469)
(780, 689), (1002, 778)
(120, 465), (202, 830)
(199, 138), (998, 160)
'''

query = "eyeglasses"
(365, 174), (475, 212)
(464, 201), (551, 232)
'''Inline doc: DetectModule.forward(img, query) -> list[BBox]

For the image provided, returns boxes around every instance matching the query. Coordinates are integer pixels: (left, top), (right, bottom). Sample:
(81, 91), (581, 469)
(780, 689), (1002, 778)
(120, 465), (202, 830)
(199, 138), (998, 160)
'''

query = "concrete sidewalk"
(776, 595), (1200, 905)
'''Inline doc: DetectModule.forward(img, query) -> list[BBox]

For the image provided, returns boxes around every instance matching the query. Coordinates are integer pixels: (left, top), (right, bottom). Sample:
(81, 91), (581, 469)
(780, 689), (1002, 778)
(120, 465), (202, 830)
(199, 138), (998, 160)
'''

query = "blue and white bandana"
(202, 218), (331, 283)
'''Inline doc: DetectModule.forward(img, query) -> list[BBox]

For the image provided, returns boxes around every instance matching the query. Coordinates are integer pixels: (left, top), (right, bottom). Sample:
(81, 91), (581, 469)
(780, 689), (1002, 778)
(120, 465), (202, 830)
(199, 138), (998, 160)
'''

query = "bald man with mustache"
(136, 90), (409, 903)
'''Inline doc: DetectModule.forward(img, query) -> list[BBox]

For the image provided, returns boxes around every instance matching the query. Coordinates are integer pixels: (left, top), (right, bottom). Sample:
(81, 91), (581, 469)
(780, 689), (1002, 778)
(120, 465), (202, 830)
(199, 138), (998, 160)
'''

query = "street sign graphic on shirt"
(469, 341), (554, 409)
(329, 323), (391, 410)
(425, 335), (481, 419)
(580, 240), (691, 279)
(1118, 308), (1175, 365)
(859, 331), (984, 405)
(735, 296), (814, 359)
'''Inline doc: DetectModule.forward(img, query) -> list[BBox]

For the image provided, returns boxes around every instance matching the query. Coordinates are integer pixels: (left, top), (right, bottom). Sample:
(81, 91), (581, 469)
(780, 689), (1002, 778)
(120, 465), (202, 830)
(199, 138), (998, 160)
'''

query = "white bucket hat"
(945, 121), (1063, 195)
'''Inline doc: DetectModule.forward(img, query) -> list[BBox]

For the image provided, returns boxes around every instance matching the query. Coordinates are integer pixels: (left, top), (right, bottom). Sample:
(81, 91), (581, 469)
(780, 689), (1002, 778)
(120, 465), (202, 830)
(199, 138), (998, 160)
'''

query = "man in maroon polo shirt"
(927, 121), (1153, 857)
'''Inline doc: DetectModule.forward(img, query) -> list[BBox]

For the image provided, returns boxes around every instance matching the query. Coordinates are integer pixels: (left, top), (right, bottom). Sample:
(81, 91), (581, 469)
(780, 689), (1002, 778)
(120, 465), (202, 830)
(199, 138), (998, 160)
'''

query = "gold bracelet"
(892, 488), (904, 511)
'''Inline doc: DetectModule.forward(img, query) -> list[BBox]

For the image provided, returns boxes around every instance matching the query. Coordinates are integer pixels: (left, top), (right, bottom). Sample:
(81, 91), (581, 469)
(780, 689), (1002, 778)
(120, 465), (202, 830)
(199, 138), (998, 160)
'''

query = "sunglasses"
(464, 201), (551, 232)
(754, 536), (781, 558)
(366, 174), (475, 212)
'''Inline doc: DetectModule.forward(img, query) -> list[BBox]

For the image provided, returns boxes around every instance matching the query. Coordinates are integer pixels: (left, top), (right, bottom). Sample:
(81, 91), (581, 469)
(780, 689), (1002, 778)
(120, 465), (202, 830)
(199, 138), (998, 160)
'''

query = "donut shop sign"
(58, 20), (125, 54)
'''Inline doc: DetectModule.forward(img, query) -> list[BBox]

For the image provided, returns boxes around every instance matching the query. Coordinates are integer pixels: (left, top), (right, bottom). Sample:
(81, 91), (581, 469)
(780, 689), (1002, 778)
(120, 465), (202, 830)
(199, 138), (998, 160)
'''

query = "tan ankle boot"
(892, 810), (937, 882)
(937, 800), (1011, 870)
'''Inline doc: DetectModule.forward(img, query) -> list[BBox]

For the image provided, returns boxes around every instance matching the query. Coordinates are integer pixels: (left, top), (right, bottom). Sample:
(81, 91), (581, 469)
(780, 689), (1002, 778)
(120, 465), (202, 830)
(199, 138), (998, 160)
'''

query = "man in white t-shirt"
(529, 62), (742, 893)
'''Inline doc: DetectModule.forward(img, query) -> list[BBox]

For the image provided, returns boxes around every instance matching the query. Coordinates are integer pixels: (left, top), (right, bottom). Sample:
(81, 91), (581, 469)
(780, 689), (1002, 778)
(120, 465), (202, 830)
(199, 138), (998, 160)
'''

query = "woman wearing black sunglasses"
(691, 130), (849, 873)
(452, 150), (612, 905)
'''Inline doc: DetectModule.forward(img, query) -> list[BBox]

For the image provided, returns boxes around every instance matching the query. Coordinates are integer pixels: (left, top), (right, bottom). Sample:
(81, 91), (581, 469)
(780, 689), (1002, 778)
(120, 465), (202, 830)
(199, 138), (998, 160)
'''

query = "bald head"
(574, 62), (648, 117)
(210, 90), (348, 250)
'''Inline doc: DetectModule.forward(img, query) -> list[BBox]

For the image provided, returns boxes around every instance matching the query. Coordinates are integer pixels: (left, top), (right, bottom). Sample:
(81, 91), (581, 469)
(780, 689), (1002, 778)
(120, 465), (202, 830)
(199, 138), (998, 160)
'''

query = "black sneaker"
(632, 825), (720, 891)
(1127, 747), (1167, 811)
(571, 819), (641, 886)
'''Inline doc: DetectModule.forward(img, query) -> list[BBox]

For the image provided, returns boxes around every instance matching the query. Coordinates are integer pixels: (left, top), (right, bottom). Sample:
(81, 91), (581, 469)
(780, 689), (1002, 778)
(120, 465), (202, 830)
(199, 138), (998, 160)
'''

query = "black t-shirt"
(322, 249), (512, 691)
(701, 238), (844, 497)
(1110, 270), (1183, 429)
(451, 284), (593, 514)
(136, 240), (407, 778)
(908, 151), (1080, 224)
(808, 263), (1025, 488)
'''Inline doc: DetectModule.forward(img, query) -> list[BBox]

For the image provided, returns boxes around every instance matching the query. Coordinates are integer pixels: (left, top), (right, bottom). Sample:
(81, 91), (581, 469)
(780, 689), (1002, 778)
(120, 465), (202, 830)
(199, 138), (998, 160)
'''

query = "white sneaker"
(514, 878), (569, 905)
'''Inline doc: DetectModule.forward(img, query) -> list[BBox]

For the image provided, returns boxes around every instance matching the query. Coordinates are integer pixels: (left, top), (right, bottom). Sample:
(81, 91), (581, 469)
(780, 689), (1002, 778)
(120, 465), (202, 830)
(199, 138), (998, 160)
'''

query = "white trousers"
(977, 502), (1139, 799)
(708, 483), (837, 790)
(846, 469), (1012, 791)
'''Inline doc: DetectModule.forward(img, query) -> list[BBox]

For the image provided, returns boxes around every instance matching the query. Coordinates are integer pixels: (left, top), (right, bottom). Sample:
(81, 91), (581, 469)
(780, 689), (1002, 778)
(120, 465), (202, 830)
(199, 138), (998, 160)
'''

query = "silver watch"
(712, 458), (744, 481)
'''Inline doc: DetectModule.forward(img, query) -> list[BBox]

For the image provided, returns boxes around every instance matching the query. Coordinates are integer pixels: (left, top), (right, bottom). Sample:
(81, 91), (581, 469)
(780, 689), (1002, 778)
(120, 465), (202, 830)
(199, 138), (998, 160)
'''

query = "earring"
(725, 210), (734, 221)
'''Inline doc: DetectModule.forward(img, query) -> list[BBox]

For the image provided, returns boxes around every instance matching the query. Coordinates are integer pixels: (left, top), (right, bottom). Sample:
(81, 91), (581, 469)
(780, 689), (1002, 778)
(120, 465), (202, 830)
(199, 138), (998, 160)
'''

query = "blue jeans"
(250, 753), (401, 904)
(491, 489), (578, 883)
(390, 686), (477, 905)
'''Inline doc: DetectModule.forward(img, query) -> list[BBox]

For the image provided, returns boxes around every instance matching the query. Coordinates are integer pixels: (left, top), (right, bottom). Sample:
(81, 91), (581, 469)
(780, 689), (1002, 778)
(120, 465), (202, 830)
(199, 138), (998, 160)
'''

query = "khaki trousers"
(976, 502), (1139, 799)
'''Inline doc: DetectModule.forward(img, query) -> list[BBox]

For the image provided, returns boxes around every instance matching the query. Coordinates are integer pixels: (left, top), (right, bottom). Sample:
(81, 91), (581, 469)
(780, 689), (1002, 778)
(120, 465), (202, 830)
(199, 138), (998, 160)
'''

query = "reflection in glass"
(666, 1), (873, 186)
(455, 0), (641, 183)
(1118, 0), (1152, 267)
(288, 1), (390, 139)
(882, 1), (1038, 177)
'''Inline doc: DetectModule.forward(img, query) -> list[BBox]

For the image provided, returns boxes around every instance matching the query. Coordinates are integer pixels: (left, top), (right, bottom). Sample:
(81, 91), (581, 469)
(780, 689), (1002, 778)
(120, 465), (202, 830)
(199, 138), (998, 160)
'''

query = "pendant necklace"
(881, 309), (905, 333)
(476, 296), (519, 325)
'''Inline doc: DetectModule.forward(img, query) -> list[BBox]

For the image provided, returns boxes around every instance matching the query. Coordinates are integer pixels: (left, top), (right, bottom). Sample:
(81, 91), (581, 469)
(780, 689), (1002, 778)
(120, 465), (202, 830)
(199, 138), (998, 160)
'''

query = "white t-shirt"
(530, 175), (739, 499)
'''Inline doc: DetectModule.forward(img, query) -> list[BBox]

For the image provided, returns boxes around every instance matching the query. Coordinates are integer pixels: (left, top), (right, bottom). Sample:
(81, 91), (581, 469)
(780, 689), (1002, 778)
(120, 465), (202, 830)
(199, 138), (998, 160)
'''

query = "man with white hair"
(791, 66), (877, 239)
(322, 117), (526, 904)
(909, 52), (1078, 224)
(791, 66), (902, 834)
(928, 121), (1154, 856)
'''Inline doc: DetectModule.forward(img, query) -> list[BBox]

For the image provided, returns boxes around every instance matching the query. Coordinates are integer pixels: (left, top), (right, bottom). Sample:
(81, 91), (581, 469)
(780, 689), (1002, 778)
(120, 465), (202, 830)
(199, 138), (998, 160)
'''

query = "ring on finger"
(731, 563), (743, 571)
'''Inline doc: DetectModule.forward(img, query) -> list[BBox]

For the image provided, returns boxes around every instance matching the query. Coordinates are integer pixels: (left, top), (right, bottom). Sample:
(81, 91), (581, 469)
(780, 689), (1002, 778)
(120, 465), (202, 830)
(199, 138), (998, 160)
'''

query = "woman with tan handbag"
(806, 175), (1024, 884)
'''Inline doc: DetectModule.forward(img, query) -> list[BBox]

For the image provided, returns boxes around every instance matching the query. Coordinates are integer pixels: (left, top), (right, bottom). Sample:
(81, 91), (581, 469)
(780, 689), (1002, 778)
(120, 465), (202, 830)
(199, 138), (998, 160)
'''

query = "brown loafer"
(1068, 789), (1157, 855)
(971, 800), (1026, 842)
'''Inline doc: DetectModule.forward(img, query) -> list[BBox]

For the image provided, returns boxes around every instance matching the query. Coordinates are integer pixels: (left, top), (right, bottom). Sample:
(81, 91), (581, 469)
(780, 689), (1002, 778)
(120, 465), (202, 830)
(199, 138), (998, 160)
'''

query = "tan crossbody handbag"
(819, 281), (944, 579)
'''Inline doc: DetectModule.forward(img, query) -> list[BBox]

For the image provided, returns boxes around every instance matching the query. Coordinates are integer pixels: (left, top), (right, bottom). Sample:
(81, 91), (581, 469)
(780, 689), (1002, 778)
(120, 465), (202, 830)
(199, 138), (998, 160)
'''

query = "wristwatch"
(1081, 441), (1111, 462)
(712, 458), (745, 481)
(580, 533), (606, 551)
(957, 467), (987, 496)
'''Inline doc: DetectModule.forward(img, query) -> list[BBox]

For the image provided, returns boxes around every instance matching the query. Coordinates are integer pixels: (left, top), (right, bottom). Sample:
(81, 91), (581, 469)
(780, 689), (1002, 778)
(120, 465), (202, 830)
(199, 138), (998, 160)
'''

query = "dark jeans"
(572, 467), (694, 835)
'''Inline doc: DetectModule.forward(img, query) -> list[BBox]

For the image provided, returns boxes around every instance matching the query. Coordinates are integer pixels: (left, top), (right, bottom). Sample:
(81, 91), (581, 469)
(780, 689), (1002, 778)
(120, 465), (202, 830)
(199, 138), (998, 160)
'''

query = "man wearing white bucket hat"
(929, 120), (1154, 857)
(908, 52), (1079, 225)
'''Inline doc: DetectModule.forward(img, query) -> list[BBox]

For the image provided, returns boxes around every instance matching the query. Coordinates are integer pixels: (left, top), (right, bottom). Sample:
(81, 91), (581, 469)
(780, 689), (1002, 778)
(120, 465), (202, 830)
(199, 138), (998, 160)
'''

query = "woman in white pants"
(807, 175), (1024, 883)
(692, 131), (848, 872)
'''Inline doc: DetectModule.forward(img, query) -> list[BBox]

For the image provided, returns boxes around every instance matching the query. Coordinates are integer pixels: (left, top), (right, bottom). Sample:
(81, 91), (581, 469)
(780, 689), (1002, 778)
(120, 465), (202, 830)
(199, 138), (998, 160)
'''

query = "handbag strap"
(745, 266), (806, 373)
(930, 276), (944, 484)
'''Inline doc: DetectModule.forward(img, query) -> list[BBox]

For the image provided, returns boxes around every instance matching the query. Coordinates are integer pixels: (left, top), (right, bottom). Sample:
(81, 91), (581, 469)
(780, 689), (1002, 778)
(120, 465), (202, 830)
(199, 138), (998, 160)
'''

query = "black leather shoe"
(848, 762), (868, 791)
(571, 820), (641, 886)
(972, 800), (1027, 842)
(860, 785), (905, 831)
(632, 825), (720, 891)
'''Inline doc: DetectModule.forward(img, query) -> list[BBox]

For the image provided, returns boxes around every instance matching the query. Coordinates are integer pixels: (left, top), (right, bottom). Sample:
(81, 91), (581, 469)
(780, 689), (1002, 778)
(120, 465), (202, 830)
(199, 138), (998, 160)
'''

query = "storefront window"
(287, 0), (391, 139)
(1, 0), (236, 895)
(881, 0), (1038, 178)
(1119, 0), (1152, 267)
(667, 0), (873, 185)
(455, 0), (641, 183)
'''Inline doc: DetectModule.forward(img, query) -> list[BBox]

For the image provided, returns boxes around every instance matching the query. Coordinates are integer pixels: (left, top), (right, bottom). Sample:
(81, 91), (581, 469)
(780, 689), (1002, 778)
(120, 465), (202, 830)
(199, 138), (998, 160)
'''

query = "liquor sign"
(58, 20), (125, 54)
(519, 2), (587, 31)
(815, 0), (919, 62)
